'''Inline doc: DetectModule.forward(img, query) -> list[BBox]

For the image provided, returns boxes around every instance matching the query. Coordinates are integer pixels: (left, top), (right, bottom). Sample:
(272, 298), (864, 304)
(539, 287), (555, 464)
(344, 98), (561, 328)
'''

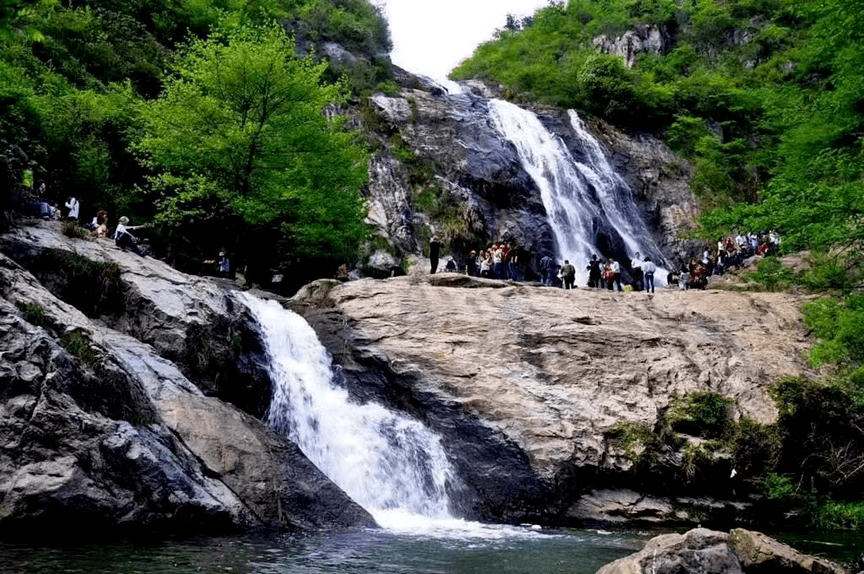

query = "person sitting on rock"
(114, 216), (144, 256)
(64, 196), (80, 221)
(90, 210), (108, 238)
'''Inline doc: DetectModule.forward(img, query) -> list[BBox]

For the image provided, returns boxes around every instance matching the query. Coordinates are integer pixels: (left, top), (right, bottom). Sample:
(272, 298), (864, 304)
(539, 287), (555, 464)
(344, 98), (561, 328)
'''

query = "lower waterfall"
(240, 292), (463, 533)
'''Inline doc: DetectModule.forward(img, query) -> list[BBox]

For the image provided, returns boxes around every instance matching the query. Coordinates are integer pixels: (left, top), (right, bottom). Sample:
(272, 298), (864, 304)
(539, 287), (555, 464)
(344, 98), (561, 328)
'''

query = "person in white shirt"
(641, 257), (657, 293)
(114, 216), (144, 255)
(609, 258), (622, 291)
(64, 196), (80, 220)
(630, 252), (644, 291)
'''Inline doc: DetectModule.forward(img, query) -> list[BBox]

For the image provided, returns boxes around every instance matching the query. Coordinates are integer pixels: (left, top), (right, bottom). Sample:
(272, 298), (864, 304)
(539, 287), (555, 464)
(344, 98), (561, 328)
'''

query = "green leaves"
(135, 21), (369, 273)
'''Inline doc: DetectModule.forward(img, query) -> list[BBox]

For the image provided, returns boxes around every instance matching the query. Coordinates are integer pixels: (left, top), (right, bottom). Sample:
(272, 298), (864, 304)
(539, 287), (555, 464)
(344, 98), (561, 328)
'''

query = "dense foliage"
(0, 0), (391, 286)
(453, 0), (864, 266)
(135, 23), (369, 282)
(456, 0), (864, 529)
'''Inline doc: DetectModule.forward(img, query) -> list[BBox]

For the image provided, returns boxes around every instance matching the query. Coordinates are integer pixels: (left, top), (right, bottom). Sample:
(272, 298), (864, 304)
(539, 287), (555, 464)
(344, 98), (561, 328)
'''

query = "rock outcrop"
(596, 527), (848, 574)
(367, 70), (553, 267)
(593, 25), (672, 68)
(296, 273), (811, 524)
(363, 70), (700, 275)
(0, 221), (374, 536)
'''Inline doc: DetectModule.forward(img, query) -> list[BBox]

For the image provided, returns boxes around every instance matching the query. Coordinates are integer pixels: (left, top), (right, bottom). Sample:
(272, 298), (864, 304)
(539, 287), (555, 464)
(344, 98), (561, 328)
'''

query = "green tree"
(135, 21), (369, 284)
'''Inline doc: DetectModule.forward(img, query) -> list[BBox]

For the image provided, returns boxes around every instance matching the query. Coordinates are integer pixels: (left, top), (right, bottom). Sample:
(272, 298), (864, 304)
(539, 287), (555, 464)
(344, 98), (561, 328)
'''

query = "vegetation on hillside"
(0, 0), (392, 288)
(453, 0), (864, 530)
(453, 0), (864, 262)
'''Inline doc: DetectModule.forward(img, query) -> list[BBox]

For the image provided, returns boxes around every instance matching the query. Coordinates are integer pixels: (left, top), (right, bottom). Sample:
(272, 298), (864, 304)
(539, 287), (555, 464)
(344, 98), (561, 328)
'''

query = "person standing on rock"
(587, 255), (602, 288)
(539, 254), (554, 286)
(642, 257), (657, 293)
(429, 234), (442, 274)
(679, 266), (690, 290)
(467, 250), (477, 277)
(609, 258), (622, 291)
(630, 252), (644, 291)
(560, 259), (576, 290)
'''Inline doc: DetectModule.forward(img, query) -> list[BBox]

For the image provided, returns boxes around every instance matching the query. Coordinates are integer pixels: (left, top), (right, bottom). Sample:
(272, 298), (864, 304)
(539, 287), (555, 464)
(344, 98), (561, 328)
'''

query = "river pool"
(1, 522), (858, 574)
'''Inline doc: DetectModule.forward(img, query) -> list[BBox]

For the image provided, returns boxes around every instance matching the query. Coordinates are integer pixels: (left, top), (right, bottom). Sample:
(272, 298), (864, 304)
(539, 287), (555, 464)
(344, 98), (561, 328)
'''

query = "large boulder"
(595, 527), (848, 574)
(0, 221), (272, 416)
(295, 273), (810, 524)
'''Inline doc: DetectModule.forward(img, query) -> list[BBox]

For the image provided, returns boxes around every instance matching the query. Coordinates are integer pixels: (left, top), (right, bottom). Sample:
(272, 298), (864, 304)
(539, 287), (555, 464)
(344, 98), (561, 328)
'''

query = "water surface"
(0, 526), (647, 574)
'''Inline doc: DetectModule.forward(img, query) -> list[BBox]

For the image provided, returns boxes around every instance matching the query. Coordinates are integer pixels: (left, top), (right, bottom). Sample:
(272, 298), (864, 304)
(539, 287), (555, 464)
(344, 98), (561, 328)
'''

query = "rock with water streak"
(0, 230), (375, 535)
(0, 221), (271, 416)
(364, 70), (700, 275)
(595, 527), (848, 574)
(296, 274), (810, 524)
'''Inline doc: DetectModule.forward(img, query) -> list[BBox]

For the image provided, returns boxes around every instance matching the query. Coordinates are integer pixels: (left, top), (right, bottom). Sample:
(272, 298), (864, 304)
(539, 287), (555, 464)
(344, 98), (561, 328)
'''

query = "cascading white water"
(488, 99), (668, 285)
(239, 292), (460, 532)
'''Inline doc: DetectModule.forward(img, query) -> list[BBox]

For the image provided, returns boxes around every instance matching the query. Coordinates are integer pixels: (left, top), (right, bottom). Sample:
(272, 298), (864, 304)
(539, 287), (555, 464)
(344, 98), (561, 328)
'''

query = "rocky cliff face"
(0, 222), (374, 536)
(362, 69), (701, 275)
(295, 273), (811, 525)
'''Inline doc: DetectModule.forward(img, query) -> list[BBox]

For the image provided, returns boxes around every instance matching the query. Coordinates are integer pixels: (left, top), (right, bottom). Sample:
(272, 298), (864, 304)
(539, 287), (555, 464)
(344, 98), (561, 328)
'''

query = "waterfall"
(488, 99), (668, 285)
(239, 292), (459, 531)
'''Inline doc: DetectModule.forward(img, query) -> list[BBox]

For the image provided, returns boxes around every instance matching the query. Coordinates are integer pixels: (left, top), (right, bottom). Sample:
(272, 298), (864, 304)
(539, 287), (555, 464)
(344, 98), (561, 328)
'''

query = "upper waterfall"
(239, 292), (461, 531)
(488, 99), (669, 285)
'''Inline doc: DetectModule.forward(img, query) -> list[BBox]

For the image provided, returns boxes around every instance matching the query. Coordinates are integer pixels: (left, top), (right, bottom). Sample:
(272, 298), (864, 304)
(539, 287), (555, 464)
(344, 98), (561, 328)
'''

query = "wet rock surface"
(297, 273), (811, 524)
(0, 223), (374, 536)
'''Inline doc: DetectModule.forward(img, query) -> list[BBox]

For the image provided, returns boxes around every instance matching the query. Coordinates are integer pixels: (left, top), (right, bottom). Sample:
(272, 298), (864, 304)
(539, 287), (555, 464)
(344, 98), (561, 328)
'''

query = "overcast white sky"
(374, 0), (552, 82)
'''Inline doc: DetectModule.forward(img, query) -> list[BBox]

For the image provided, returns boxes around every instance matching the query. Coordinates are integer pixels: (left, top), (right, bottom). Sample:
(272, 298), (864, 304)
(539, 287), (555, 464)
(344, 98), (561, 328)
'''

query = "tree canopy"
(135, 22), (370, 280)
(0, 0), (390, 285)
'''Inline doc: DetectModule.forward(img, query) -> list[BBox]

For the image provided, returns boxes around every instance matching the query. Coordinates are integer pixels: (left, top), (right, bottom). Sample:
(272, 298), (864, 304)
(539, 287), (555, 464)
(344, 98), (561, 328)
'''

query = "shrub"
(803, 295), (864, 368)
(61, 220), (88, 239)
(762, 472), (797, 500)
(743, 256), (797, 292)
(15, 301), (47, 328)
(39, 249), (122, 317)
(730, 416), (781, 478)
(814, 500), (864, 530)
(666, 391), (734, 439)
(60, 330), (98, 369)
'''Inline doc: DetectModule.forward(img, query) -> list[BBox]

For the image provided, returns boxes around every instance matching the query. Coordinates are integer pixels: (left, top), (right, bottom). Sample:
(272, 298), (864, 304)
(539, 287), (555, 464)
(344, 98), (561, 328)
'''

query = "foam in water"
(488, 99), (669, 286)
(240, 294), (457, 523)
(240, 293), (558, 540)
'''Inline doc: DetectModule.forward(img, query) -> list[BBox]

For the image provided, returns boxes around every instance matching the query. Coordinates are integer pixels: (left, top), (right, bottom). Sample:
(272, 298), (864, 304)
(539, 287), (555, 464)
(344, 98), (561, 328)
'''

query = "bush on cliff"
(607, 384), (864, 530)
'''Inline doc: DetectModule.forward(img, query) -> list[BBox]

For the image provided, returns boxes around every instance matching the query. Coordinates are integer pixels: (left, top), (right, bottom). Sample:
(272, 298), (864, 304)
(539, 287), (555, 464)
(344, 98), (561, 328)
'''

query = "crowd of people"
(460, 242), (530, 281)
(21, 188), (148, 257)
(669, 230), (782, 290)
(435, 229), (781, 293)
